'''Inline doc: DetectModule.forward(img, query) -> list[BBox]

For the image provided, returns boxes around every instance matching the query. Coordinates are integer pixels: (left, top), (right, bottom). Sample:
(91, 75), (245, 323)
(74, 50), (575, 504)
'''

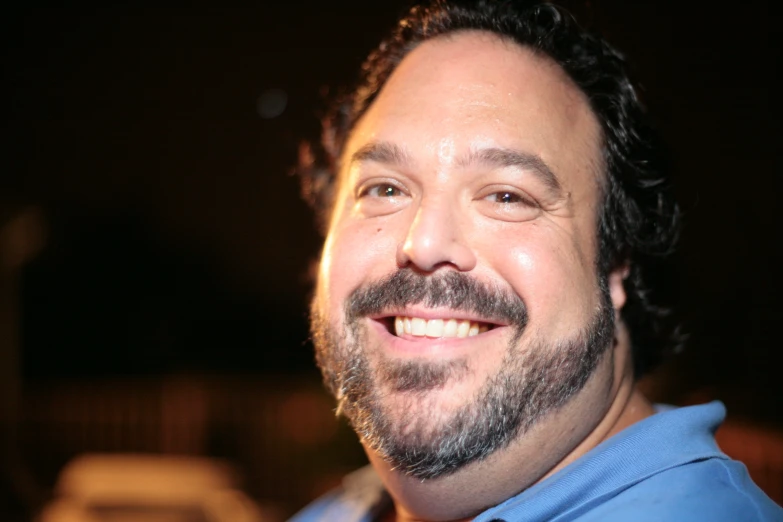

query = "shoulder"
(576, 457), (783, 521)
(480, 403), (782, 522)
(572, 402), (783, 521)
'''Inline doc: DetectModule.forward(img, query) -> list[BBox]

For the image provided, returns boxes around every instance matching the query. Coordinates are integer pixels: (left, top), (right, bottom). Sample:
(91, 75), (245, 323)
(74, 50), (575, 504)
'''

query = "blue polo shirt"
(290, 402), (782, 521)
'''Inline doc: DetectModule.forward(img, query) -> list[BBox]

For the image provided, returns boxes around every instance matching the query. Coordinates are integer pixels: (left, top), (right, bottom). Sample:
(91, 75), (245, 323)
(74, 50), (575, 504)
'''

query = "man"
(292, 1), (782, 520)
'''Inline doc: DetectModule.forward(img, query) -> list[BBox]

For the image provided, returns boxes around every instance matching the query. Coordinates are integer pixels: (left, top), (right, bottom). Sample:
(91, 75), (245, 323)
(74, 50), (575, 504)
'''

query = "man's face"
(311, 32), (626, 480)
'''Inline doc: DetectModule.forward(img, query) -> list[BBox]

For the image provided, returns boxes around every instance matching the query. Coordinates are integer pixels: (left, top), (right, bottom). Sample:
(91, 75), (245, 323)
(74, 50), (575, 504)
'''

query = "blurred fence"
(20, 375), (366, 518)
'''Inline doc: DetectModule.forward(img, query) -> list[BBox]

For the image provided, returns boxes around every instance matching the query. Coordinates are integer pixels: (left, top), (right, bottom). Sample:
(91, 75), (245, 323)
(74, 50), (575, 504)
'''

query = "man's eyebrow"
(457, 147), (563, 195)
(350, 143), (564, 197)
(350, 141), (412, 167)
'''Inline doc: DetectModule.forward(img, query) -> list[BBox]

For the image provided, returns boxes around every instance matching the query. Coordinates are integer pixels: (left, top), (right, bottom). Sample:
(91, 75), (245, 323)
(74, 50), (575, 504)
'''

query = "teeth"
(411, 317), (426, 336)
(469, 323), (479, 337)
(444, 319), (458, 337)
(457, 320), (470, 338)
(393, 316), (491, 339)
(395, 317), (404, 337)
(425, 319), (444, 337)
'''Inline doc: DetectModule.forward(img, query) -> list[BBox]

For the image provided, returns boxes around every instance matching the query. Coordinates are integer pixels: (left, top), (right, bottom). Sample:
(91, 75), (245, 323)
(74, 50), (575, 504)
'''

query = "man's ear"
(608, 264), (630, 312)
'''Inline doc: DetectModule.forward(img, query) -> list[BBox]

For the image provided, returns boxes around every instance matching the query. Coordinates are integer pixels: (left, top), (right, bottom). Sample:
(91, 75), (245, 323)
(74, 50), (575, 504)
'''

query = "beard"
(310, 269), (615, 480)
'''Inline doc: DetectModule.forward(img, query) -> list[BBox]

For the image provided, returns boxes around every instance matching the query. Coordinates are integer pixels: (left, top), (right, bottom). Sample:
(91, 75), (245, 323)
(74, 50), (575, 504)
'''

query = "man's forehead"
(371, 31), (585, 113)
(338, 31), (604, 189)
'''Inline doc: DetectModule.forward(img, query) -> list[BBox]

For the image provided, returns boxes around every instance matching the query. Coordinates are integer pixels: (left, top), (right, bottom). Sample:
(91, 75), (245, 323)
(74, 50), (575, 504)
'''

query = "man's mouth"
(389, 316), (494, 339)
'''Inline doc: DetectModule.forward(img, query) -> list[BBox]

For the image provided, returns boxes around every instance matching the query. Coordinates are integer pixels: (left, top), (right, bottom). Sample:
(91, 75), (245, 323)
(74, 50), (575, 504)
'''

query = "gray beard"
(311, 270), (615, 480)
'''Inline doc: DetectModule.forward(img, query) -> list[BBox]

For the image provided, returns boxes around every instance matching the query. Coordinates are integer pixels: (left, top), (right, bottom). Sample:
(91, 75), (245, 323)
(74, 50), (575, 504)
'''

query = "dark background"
(3, 0), (782, 518)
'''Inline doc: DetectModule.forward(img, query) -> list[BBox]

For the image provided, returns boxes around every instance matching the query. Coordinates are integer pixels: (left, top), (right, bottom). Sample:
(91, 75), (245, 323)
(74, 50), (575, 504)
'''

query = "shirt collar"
(473, 401), (727, 521)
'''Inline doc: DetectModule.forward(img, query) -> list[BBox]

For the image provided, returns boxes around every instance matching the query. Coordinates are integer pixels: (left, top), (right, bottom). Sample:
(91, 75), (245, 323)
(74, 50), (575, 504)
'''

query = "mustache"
(347, 269), (528, 329)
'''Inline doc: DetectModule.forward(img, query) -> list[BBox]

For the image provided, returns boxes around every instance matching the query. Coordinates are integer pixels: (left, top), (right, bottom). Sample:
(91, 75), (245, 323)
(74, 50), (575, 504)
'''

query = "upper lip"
(367, 307), (510, 327)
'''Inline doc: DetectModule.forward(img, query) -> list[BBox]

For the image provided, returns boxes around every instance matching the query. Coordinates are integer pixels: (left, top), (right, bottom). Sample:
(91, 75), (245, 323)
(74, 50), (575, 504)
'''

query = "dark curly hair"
(298, 0), (682, 377)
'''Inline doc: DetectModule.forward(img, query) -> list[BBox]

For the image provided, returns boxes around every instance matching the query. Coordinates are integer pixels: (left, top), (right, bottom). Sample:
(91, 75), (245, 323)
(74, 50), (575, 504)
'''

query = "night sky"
(4, 1), (782, 422)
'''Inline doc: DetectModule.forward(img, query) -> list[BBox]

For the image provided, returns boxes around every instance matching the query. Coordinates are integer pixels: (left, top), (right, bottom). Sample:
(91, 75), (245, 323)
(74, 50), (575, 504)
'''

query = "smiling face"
(311, 31), (628, 489)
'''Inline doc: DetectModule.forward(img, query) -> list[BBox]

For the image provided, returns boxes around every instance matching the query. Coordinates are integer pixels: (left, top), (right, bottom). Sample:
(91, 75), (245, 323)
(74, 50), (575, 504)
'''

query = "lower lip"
(368, 318), (506, 358)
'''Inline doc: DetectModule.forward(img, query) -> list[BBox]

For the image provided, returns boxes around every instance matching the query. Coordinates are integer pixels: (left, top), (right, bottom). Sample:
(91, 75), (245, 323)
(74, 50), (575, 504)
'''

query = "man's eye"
(361, 184), (403, 198)
(486, 191), (530, 205)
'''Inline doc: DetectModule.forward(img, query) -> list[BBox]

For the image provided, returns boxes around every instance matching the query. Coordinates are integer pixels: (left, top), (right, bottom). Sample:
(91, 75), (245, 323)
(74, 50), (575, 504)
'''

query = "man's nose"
(396, 200), (477, 272)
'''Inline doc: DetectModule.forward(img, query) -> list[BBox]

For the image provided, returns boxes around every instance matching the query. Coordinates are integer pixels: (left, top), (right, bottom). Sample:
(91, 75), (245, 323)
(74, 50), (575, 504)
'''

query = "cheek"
(483, 229), (598, 334)
(318, 220), (402, 315)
